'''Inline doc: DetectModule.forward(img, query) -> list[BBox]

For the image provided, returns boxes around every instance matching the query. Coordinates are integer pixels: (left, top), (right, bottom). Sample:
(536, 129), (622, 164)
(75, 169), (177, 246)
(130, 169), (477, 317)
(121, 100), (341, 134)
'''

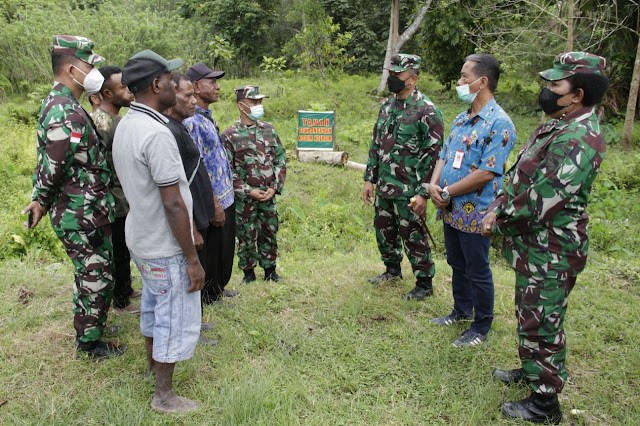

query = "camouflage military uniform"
(32, 36), (115, 343)
(488, 52), (607, 395)
(364, 54), (444, 279)
(222, 86), (286, 272)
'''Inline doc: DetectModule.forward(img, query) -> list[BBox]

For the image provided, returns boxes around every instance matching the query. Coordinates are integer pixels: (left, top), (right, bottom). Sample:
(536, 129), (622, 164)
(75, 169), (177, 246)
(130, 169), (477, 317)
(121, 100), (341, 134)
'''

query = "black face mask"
(387, 75), (407, 93)
(538, 88), (570, 115)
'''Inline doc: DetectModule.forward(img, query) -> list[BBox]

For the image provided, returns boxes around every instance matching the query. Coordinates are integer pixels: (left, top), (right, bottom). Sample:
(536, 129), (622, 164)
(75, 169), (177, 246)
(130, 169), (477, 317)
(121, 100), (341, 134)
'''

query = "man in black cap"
(113, 49), (204, 414)
(183, 63), (238, 298)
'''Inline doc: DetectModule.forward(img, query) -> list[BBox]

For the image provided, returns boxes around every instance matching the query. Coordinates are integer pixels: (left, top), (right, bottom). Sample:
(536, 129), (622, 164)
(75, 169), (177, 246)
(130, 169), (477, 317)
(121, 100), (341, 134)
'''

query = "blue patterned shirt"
(437, 98), (516, 234)
(183, 105), (234, 209)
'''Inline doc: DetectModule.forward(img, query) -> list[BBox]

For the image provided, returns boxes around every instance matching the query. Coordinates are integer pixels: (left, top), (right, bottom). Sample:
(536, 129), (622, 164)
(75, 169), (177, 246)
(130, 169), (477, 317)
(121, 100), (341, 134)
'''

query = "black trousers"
(197, 203), (236, 304)
(111, 215), (134, 308)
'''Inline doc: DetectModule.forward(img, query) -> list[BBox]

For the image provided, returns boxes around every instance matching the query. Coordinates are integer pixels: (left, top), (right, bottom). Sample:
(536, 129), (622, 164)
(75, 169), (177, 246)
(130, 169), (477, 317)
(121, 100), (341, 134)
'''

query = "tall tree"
(376, 0), (434, 93)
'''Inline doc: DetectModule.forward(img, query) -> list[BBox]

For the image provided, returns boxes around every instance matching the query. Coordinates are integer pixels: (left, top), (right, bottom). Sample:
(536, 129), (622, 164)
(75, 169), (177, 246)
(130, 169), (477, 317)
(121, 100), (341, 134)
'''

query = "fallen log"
(344, 161), (366, 171)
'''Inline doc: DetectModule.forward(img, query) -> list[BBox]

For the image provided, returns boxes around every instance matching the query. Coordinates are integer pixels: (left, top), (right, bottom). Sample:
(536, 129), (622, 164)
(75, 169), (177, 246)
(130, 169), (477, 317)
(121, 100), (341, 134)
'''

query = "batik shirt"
(364, 88), (444, 199)
(437, 99), (516, 233)
(32, 82), (114, 232)
(183, 105), (234, 209)
(488, 106), (606, 279)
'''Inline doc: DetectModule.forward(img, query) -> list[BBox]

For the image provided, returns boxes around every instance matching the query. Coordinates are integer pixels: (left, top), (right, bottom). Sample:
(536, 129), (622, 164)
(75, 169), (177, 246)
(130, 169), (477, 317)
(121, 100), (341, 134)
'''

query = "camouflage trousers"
(515, 271), (577, 395)
(55, 226), (114, 343)
(235, 195), (278, 271)
(374, 196), (434, 279)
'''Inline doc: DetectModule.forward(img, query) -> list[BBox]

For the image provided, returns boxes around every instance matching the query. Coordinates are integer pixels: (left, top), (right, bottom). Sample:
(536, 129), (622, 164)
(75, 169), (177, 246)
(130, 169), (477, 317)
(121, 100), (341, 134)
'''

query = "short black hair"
(464, 54), (500, 93)
(566, 73), (609, 107)
(98, 65), (122, 94)
(171, 72), (190, 88)
(51, 51), (80, 76)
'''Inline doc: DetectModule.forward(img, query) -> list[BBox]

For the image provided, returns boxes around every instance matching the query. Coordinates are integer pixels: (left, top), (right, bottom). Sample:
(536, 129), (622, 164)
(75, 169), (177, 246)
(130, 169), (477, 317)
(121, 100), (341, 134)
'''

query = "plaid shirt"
(183, 105), (234, 209)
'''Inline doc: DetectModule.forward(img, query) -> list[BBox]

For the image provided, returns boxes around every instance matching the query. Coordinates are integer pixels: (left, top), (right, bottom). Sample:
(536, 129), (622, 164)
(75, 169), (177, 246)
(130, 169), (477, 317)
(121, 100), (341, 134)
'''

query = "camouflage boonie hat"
(539, 52), (606, 81)
(235, 85), (269, 101)
(52, 35), (105, 65)
(385, 54), (421, 72)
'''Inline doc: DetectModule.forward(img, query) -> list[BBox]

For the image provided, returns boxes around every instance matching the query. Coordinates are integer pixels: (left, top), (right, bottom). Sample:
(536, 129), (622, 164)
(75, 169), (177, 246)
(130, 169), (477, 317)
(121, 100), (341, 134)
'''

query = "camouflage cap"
(385, 54), (421, 72)
(51, 35), (105, 65)
(235, 85), (269, 101)
(539, 52), (606, 81)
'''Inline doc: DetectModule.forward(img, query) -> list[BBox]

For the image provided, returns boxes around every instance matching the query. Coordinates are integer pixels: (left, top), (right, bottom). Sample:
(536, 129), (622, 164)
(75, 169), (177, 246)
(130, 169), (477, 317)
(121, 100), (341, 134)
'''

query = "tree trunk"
(377, 0), (434, 94)
(377, 0), (400, 93)
(622, 36), (640, 149)
(297, 151), (348, 165)
(566, 0), (575, 51)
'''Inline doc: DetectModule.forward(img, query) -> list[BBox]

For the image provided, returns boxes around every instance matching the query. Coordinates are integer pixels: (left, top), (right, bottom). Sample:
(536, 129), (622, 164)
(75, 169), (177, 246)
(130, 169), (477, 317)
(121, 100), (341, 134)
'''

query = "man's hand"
(429, 184), (449, 209)
(21, 201), (47, 229)
(249, 188), (267, 201)
(409, 195), (427, 217)
(481, 212), (497, 237)
(211, 196), (225, 227)
(261, 188), (276, 202)
(187, 258), (205, 293)
(363, 181), (374, 206)
(193, 228), (204, 251)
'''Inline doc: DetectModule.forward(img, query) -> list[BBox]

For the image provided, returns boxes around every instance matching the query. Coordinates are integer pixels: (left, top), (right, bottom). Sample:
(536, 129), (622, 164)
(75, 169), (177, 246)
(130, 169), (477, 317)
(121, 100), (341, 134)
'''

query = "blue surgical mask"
(456, 77), (482, 103)
(242, 102), (264, 121)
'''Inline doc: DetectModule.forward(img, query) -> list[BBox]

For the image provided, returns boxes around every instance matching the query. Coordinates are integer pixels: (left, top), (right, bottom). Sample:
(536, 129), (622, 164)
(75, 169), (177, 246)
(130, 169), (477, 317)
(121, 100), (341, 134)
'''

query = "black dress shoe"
(76, 340), (127, 360)
(242, 269), (256, 284)
(492, 368), (527, 386)
(501, 392), (562, 424)
(368, 266), (402, 284)
(264, 267), (283, 282)
(402, 278), (433, 300)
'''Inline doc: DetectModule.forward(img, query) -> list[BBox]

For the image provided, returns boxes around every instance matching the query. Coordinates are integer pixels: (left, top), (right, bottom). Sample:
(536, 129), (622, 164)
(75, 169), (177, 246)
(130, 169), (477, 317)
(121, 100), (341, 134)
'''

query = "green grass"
(1, 73), (639, 424)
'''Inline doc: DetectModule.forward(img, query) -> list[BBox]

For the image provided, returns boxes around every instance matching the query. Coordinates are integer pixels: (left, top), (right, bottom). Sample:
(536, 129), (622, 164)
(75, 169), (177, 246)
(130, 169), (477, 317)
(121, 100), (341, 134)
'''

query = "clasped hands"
(249, 187), (276, 202)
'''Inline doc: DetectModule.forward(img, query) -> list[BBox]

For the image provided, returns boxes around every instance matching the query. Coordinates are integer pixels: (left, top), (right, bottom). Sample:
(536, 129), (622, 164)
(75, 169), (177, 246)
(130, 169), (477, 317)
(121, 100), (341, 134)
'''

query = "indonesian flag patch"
(70, 131), (82, 143)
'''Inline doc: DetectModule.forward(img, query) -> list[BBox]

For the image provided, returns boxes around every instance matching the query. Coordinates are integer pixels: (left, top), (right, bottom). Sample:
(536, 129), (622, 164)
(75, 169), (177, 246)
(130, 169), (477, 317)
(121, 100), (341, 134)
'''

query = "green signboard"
(297, 110), (335, 150)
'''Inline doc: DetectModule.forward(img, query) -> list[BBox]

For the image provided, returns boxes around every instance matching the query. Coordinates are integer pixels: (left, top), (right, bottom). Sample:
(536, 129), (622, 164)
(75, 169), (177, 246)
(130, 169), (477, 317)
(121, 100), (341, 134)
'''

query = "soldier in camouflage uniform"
(481, 52), (609, 424)
(363, 54), (444, 301)
(222, 86), (287, 283)
(22, 35), (125, 359)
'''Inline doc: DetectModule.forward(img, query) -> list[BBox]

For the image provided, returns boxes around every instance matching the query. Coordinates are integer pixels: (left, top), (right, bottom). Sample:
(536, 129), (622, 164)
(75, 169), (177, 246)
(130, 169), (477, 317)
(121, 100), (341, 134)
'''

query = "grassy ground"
(1, 73), (639, 424)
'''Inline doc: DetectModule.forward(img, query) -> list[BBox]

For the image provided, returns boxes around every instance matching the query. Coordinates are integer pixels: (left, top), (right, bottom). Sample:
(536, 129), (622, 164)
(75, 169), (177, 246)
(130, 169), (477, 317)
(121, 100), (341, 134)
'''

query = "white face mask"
(71, 66), (105, 95)
(241, 102), (264, 121)
(456, 77), (482, 104)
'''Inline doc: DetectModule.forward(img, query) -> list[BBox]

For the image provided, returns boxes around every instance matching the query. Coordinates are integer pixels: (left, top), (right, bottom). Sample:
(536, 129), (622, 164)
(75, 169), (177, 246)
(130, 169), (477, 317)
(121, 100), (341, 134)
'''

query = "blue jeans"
(131, 253), (201, 363)
(443, 223), (494, 334)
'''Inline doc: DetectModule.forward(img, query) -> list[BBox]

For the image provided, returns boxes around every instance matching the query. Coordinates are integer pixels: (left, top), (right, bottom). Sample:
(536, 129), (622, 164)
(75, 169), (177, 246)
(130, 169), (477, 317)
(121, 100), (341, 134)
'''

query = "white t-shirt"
(113, 102), (193, 259)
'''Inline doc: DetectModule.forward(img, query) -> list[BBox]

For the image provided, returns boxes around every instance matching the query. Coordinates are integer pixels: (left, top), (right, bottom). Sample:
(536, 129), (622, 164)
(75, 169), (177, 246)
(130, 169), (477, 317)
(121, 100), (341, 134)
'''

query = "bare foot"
(151, 394), (200, 413)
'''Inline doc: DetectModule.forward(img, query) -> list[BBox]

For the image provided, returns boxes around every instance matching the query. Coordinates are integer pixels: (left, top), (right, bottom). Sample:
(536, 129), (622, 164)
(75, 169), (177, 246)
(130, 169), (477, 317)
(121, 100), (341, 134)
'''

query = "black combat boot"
(501, 392), (562, 424)
(242, 269), (256, 284)
(76, 339), (127, 360)
(368, 264), (402, 284)
(402, 277), (433, 301)
(264, 267), (283, 282)
(492, 368), (527, 386)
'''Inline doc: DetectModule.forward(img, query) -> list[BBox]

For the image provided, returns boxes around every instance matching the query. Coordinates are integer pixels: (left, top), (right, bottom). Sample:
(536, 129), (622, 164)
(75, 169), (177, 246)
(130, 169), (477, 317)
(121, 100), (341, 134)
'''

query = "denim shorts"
(131, 253), (201, 363)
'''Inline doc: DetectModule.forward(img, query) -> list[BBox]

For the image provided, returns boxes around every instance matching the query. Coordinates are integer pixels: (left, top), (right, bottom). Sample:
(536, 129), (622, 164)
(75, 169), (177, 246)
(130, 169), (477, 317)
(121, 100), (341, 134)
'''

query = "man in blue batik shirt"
(183, 62), (238, 304)
(429, 54), (516, 347)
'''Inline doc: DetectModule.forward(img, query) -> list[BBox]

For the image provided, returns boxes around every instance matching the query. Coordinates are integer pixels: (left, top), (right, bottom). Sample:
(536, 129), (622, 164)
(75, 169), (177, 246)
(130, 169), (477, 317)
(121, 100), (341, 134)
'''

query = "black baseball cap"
(185, 62), (225, 82)
(122, 49), (184, 92)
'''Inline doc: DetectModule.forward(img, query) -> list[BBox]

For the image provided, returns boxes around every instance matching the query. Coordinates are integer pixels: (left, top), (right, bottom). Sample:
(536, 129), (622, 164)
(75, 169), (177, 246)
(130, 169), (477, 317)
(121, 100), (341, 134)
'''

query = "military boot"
(402, 277), (433, 301)
(492, 368), (527, 386)
(76, 339), (127, 360)
(264, 267), (283, 282)
(501, 392), (562, 424)
(242, 269), (256, 284)
(368, 264), (402, 284)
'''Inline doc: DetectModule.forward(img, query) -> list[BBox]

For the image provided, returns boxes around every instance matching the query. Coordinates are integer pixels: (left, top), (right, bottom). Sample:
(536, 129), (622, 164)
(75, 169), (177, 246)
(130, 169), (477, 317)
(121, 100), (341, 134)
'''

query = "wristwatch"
(441, 186), (450, 200)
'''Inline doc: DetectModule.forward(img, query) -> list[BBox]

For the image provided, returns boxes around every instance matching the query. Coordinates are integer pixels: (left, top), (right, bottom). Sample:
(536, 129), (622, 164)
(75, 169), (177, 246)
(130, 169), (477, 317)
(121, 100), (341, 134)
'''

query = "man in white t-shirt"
(113, 49), (205, 414)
